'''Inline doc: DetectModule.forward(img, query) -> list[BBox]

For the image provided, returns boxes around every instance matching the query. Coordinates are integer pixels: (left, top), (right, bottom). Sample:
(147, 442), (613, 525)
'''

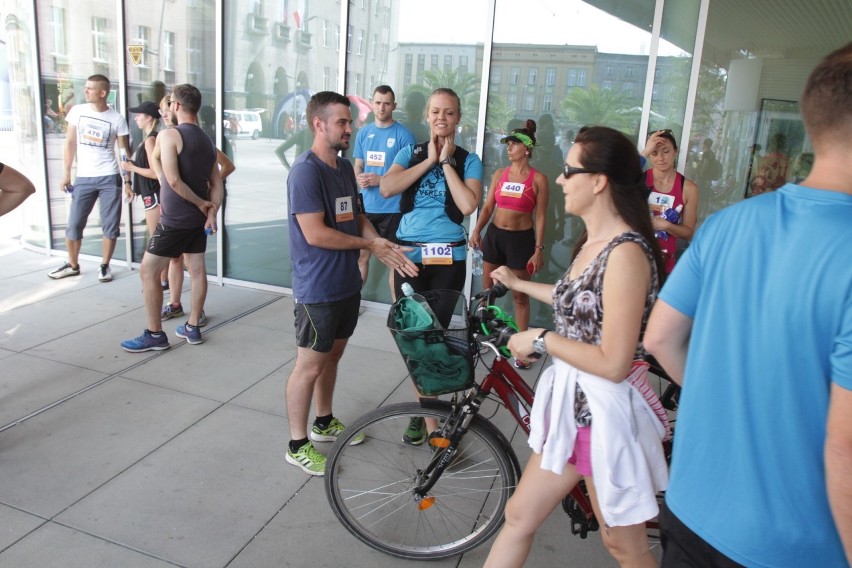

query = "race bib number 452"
(366, 151), (386, 168)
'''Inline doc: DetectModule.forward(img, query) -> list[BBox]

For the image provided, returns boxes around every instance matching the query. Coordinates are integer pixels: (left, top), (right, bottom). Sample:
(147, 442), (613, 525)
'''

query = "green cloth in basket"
(393, 297), (471, 395)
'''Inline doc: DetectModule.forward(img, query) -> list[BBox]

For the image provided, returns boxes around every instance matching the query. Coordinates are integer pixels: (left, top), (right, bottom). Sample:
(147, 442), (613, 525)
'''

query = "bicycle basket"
(387, 289), (474, 396)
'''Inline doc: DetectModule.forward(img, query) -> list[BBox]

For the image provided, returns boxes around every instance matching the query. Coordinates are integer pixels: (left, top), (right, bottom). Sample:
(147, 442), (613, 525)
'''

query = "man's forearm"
(826, 384), (852, 564)
(166, 176), (207, 209)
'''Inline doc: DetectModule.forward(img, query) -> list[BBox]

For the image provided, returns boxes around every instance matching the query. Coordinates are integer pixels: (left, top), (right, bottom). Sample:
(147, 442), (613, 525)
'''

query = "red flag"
(293, 11), (301, 28)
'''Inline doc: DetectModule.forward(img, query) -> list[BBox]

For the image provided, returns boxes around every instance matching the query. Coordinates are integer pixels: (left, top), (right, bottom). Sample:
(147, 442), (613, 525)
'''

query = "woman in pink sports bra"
(641, 129), (699, 273)
(470, 120), (549, 368)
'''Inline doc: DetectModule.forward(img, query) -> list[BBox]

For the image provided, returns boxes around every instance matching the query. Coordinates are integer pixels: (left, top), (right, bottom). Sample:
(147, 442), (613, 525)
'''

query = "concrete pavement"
(0, 239), (619, 567)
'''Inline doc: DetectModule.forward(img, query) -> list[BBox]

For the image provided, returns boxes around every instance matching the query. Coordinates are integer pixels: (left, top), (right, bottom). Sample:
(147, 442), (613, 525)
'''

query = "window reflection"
(352, 0), (489, 303)
(123, 0), (216, 264)
(38, 1), (127, 260)
(223, 0), (342, 287)
(488, 0), (658, 326)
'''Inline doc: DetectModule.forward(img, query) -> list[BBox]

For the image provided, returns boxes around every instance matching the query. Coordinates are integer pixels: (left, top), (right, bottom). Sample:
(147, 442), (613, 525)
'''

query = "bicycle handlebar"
(470, 283), (517, 355)
(473, 282), (508, 302)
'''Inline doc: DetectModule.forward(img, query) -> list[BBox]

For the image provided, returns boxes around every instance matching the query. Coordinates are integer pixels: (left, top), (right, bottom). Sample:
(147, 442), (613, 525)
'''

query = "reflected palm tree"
(559, 84), (637, 134)
(407, 69), (481, 131)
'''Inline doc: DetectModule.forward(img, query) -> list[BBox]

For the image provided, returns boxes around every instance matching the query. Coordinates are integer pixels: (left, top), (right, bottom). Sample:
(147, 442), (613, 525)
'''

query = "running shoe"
(48, 262), (80, 279)
(402, 417), (427, 446)
(311, 417), (365, 445)
(175, 323), (203, 345)
(98, 264), (112, 282)
(161, 303), (185, 321)
(121, 330), (170, 352)
(286, 441), (326, 476)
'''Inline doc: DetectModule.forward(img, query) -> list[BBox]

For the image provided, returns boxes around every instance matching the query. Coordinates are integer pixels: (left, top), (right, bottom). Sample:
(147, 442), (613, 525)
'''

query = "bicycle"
(324, 285), (677, 560)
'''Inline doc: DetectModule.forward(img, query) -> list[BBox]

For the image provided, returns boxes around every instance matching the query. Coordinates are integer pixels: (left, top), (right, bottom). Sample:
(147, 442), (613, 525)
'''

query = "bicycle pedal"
(429, 436), (450, 448)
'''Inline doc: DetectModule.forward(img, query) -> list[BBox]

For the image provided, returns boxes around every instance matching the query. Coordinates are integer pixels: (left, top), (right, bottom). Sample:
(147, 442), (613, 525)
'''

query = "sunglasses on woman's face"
(562, 165), (600, 179)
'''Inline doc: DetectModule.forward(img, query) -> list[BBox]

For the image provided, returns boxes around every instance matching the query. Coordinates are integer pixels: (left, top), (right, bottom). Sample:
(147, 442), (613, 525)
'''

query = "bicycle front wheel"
(325, 402), (516, 560)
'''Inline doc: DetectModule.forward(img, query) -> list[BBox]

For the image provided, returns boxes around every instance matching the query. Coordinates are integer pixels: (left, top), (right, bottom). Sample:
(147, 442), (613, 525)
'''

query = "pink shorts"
(567, 425), (592, 476)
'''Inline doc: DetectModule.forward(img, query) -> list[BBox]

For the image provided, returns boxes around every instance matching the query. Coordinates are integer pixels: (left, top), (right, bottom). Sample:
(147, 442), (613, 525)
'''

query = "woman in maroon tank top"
(641, 129), (699, 273)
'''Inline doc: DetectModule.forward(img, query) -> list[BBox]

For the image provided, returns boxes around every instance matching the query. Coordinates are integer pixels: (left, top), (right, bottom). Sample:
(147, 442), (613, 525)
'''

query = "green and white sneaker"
(402, 417), (427, 446)
(310, 417), (365, 446)
(286, 441), (326, 476)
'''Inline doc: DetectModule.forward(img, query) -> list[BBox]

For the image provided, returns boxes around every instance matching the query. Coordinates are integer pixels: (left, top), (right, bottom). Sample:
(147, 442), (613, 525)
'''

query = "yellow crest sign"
(128, 45), (144, 66)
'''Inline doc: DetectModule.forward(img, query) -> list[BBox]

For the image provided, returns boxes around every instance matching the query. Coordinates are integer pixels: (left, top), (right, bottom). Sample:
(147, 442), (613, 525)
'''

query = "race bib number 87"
(335, 196), (354, 222)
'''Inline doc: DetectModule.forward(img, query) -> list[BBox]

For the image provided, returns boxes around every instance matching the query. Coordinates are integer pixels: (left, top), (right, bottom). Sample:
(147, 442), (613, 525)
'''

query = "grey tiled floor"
(0, 239), (618, 567)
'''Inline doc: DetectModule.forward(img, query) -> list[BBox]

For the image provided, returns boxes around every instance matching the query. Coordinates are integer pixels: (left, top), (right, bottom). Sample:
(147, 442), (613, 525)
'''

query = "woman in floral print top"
(484, 126), (667, 568)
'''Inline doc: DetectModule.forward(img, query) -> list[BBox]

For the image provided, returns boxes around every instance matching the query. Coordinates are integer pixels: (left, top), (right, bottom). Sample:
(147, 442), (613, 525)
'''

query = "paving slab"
(0, 378), (219, 518)
(120, 320), (295, 403)
(0, 354), (109, 428)
(56, 405), (292, 568)
(0, 522), (179, 568)
(0, 504), (45, 552)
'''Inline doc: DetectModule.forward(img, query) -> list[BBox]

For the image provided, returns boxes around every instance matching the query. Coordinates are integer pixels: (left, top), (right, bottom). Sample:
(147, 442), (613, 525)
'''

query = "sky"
(398, 0), (687, 56)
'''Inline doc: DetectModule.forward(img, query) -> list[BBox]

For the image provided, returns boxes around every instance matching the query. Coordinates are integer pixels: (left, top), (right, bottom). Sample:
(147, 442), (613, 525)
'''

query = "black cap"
(129, 101), (160, 119)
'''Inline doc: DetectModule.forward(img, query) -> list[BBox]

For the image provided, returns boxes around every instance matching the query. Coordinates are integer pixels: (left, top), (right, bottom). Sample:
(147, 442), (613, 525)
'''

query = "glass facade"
(2, 0), (848, 322)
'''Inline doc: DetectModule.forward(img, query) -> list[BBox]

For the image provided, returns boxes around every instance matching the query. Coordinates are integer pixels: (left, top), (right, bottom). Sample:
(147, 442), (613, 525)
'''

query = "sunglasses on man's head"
(562, 165), (600, 179)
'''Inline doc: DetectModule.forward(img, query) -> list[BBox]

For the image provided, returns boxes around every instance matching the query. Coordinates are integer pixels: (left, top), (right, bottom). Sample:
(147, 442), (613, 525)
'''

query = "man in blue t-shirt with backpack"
(284, 91), (418, 476)
(645, 43), (852, 568)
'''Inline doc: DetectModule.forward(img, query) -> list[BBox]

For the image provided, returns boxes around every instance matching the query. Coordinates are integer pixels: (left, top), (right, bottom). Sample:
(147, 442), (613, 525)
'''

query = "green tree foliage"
(485, 95), (514, 134)
(558, 84), (638, 134)
(692, 63), (726, 139)
(407, 68), (481, 131)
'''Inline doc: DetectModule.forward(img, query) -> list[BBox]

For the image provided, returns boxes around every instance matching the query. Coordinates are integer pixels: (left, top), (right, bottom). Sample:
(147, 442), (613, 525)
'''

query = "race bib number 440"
(500, 181), (524, 198)
(420, 243), (453, 265)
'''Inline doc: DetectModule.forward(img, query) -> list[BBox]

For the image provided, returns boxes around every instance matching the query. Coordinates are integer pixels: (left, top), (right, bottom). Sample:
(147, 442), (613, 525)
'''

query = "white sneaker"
(98, 264), (112, 282)
(48, 262), (80, 279)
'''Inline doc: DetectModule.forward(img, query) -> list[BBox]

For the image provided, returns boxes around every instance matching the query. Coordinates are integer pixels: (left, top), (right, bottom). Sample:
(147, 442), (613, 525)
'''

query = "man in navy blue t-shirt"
(284, 91), (418, 476)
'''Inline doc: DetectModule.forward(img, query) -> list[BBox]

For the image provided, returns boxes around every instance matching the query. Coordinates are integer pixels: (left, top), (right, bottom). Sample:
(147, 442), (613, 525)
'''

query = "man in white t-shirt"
(48, 74), (131, 283)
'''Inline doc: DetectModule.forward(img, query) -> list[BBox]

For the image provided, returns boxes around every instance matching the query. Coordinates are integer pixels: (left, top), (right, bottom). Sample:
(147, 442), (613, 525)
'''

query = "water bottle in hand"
(655, 204), (683, 240)
(471, 247), (484, 276)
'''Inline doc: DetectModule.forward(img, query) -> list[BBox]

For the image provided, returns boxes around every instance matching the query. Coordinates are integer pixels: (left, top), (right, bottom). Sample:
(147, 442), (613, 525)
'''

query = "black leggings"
(393, 260), (467, 325)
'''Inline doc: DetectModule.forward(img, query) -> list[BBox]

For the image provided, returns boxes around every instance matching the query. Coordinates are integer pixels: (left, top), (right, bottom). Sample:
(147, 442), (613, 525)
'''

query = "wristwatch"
(533, 329), (550, 356)
(438, 156), (456, 167)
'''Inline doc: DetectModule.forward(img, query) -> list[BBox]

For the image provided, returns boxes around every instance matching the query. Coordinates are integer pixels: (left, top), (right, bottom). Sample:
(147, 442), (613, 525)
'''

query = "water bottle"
(655, 204), (683, 240)
(399, 282), (439, 329)
(471, 247), (483, 276)
(120, 149), (132, 203)
(120, 149), (130, 183)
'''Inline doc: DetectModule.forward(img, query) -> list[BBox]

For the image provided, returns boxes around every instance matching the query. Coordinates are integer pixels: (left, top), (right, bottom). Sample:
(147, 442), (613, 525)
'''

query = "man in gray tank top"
(121, 84), (223, 352)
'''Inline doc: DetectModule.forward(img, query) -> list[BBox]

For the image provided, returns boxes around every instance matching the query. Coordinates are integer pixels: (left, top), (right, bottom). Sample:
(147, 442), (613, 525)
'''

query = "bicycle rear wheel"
(325, 402), (516, 560)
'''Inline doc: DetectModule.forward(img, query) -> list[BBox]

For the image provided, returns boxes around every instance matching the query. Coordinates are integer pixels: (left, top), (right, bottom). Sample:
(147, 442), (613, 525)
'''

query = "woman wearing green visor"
(471, 120), (549, 368)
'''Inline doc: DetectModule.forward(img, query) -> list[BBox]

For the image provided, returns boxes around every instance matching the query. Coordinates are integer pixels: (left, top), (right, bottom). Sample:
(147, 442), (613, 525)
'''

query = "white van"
(224, 109), (264, 139)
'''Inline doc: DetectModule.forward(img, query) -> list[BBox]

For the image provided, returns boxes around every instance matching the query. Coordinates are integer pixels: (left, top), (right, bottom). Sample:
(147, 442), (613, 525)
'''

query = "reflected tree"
(559, 84), (637, 134)
(485, 95), (513, 134)
(407, 68), (481, 132)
